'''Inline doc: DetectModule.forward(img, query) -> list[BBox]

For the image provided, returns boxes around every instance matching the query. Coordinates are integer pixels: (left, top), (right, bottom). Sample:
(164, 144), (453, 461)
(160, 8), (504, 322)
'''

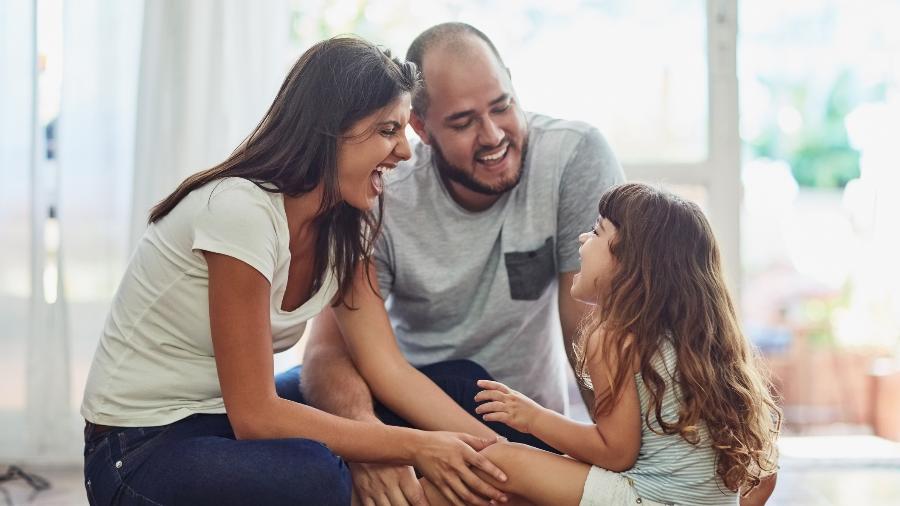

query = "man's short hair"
(406, 22), (506, 115)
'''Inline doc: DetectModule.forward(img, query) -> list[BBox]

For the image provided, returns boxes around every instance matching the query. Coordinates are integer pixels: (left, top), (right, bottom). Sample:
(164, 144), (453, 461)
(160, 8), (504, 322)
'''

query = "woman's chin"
(342, 193), (378, 212)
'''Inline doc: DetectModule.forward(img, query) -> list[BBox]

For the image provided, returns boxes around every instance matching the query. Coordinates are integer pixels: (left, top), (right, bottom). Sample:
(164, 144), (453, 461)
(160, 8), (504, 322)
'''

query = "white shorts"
(579, 466), (670, 506)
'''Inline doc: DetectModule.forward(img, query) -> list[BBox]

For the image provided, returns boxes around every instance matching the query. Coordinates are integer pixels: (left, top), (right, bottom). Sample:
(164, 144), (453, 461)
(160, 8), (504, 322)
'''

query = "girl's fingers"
(476, 380), (511, 393)
(474, 389), (504, 403)
(474, 401), (507, 414)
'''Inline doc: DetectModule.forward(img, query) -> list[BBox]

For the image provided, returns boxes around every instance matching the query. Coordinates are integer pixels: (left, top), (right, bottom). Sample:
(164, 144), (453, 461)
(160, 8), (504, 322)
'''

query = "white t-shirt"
(82, 178), (336, 427)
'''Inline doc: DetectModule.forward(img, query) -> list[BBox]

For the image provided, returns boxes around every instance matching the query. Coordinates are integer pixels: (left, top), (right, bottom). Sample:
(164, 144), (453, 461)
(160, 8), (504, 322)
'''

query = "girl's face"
(571, 215), (619, 305)
(336, 93), (412, 210)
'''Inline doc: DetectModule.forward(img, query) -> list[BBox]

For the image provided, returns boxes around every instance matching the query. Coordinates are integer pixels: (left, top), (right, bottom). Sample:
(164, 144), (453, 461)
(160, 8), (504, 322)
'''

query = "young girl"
(424, 182), (781, 505)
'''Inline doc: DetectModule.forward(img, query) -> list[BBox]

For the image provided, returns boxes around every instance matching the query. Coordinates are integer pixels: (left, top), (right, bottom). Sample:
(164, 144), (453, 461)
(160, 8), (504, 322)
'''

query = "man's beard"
(431, 138), (528, 196)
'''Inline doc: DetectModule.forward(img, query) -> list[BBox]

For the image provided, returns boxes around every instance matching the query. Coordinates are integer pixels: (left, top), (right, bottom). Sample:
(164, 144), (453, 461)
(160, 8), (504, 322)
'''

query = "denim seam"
(119, 424), (177, 464)
(86, 438), (121, 505)
(85, 476), (97, 505)
(110, 438), (167, 506)
(118, 480), (167, 506)
(106, 427), (173, 506)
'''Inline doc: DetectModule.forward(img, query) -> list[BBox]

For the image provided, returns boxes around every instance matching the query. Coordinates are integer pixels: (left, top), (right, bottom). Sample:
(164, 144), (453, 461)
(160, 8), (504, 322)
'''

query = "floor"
(3, 435), (900, 505)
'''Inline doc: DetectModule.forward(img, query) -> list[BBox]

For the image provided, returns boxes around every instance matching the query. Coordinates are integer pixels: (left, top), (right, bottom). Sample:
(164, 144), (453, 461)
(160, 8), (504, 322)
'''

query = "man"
(288, 23), (624, 505)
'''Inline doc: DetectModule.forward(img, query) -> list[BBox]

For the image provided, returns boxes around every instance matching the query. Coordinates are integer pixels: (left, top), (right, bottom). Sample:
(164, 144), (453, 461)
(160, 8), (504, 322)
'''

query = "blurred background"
(2, 0), (899, 504)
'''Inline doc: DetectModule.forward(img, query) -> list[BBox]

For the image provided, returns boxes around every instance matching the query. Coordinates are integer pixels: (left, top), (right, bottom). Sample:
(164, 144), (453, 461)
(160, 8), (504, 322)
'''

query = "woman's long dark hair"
(148, 36), (419, 305)
(575, 183), (781, 494)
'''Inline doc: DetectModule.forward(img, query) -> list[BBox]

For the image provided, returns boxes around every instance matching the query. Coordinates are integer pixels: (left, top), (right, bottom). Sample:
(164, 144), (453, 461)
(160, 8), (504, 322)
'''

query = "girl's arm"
(203, 251), (508, 506)
(476, 328), (641, 471)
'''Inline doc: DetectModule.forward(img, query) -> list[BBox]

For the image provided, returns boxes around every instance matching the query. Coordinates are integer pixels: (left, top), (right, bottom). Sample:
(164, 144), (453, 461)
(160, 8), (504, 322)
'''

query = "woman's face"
(571, 215), (619, 305)
(336, 93), (412, 210)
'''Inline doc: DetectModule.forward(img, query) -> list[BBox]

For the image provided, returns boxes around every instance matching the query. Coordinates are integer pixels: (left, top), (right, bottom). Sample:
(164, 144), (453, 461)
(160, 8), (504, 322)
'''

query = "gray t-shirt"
(375, 113), (624, 412)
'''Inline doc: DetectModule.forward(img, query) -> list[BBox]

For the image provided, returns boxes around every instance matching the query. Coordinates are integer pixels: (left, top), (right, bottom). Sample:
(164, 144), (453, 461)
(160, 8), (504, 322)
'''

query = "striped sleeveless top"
(621, 338), (738, 505)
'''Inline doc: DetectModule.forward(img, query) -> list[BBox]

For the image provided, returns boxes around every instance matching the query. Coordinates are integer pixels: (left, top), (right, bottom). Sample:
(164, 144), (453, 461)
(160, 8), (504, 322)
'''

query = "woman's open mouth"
(370, 163), (395, 195)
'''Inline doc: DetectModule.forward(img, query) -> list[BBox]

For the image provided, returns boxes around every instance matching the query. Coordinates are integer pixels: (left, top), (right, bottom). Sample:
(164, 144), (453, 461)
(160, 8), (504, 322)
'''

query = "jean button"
(115, 460), (123, 469)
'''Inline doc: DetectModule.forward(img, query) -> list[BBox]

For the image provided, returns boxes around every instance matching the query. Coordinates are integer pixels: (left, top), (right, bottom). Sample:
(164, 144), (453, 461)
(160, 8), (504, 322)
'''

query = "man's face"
(411, 39), (528, 199)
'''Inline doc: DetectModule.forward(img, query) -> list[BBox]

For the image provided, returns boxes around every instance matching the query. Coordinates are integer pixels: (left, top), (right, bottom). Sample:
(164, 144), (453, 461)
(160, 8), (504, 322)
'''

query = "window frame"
(624, 0), (741, 297)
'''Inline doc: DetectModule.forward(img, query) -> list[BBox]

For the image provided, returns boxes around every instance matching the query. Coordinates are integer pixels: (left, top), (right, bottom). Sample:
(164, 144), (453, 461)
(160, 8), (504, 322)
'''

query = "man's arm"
(555, 127), (624, 416)
(325, 261), (497, 438)
(302, 314), (430, 506)
(301, 307), (381, 425)
(302, 296), (503, 506)
(558, 271), (595, 413)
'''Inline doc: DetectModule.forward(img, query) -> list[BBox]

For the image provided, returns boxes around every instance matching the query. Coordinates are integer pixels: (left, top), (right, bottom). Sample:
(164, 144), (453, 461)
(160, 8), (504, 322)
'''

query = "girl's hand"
(474, 380), (546, 434)
(411, 431), (508, 506)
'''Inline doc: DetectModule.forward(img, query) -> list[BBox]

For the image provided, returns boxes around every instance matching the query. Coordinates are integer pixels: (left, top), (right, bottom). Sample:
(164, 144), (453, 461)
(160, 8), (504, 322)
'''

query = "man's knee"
(421, 359), (492, 381)
(274, 365), (304, 403)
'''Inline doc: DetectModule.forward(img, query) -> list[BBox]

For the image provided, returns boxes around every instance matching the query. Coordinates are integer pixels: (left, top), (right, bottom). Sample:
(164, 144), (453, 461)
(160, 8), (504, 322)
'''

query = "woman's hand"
(412, 431), (508, 506)
(474, 380), (546, 434)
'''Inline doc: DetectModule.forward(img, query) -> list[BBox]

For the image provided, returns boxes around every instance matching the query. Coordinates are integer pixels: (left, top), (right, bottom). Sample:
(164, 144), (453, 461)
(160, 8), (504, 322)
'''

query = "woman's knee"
(167, 438), (351, 506)
(268, 440), (351, 505)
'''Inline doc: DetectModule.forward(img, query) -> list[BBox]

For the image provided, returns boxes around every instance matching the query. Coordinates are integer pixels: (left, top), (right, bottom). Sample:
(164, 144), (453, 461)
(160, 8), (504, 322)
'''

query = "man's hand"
(349, 463), (428, 506)
(474, 380), (546, 434)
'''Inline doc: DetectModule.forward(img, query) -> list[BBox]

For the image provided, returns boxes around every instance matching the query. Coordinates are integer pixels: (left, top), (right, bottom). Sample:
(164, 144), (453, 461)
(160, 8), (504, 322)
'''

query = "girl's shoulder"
(584, 326), (641, 376)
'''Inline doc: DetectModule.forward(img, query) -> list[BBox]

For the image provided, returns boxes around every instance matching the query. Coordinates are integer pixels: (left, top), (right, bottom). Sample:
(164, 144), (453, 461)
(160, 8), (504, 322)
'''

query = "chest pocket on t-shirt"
(504, 237), (555, 300)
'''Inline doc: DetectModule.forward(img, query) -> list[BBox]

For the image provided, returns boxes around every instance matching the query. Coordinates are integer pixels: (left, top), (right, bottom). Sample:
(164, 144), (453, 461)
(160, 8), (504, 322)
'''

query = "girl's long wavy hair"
(575, 183), (781, 494)
(148, 36), (419, 306)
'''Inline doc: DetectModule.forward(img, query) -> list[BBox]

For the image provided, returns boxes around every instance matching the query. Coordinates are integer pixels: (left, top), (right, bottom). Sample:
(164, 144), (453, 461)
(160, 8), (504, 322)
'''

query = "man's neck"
(440, 173), (502, 212)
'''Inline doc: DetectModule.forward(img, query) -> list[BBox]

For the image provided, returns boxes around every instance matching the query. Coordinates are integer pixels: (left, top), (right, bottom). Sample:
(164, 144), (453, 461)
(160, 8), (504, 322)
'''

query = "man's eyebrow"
(488, 94), (510, 106)
(445, 109), (475, 122)
(444, 94), (510, 123)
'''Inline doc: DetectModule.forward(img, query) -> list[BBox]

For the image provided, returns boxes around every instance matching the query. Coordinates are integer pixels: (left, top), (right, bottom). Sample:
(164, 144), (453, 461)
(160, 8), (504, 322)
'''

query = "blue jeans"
(83, 360), (555, 505)
(277, 359), (559, 454)
(83, 404), (350, 505)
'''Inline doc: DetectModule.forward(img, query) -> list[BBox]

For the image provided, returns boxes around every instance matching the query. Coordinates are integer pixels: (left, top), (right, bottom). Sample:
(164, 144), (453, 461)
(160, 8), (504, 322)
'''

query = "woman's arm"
(204, 251), (507, 505)
(475, 328), (641, 471)
(331, 261), (497, 440)
(205, 251), (412, 458)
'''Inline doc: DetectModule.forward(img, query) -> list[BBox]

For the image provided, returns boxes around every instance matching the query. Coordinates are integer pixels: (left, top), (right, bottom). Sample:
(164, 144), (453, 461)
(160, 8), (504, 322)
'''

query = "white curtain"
(130, 0), (289, 248)
(1, 0), (291, 463)
(0, 0), (38, 462)
(51, 0), (146, 462)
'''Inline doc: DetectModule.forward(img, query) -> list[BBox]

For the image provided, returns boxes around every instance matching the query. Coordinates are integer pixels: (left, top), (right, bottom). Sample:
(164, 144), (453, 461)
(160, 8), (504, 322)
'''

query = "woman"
(81, 36), (506, 506)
